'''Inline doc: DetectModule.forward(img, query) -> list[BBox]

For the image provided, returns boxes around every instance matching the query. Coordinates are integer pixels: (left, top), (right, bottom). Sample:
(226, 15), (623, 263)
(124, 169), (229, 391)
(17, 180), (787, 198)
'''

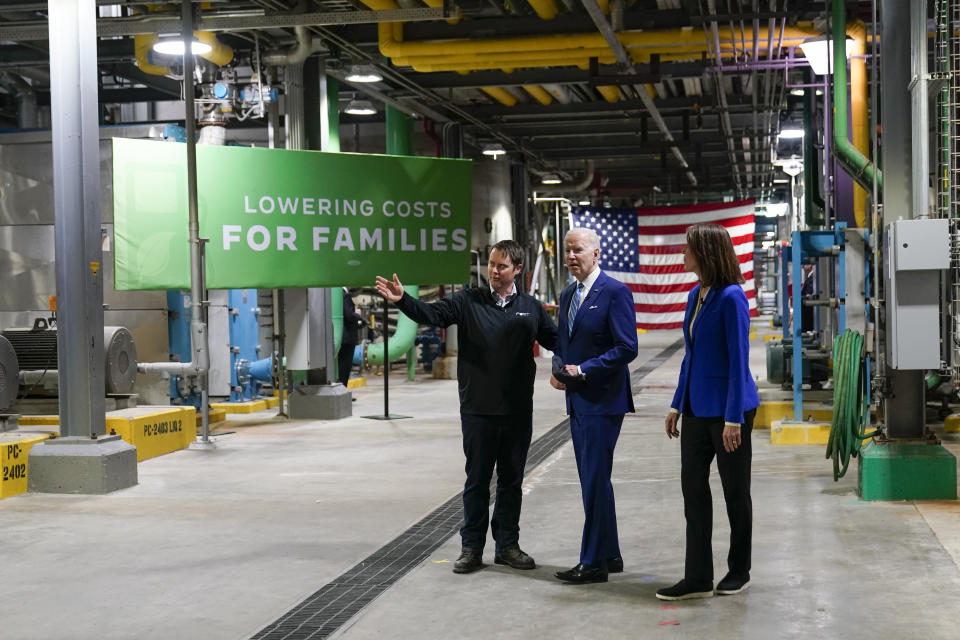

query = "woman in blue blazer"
(657, 223), (760, 601)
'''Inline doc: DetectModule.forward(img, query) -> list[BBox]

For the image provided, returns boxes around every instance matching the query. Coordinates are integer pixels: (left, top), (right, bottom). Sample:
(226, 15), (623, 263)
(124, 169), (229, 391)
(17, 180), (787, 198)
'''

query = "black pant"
(337, 340), (356, 387)
(460, 412), (532, 552)
(680, 407), (756, 586)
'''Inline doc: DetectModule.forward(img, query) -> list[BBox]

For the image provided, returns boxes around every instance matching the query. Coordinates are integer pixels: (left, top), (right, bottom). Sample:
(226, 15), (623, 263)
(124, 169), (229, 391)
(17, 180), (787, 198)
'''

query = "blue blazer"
(556, 270), (638, 415)
(671, 283), (759, 424)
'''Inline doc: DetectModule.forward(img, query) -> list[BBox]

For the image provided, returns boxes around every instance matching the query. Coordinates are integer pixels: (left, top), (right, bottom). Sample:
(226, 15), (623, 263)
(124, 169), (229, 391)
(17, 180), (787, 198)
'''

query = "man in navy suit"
(551, 227), (638, 584)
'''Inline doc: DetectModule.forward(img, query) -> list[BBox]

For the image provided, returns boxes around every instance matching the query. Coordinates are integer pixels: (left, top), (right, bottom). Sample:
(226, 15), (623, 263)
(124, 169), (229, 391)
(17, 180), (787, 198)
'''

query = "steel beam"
(0, 7), (458, 41)
(48, 0), (105, 437)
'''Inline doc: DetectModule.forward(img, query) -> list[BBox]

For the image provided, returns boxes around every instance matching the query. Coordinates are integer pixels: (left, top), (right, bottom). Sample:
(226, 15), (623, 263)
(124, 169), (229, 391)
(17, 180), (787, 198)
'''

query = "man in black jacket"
(375, 239), (558, 574)
(338, 288), (364, 388)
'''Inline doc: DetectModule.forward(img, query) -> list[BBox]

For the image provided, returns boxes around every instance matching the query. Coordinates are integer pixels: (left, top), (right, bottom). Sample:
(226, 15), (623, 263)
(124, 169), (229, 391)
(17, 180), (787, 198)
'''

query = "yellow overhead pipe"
(481, 86), (518, 106)
(403, 46), (771, 73)
(397, 40), (787, 73)
(527, 0), (560, 20)
(374, 20), (816, 59)
(846, 20), (869, 228)
(522, 85), (554, 104)
(596, 85), (621, 102)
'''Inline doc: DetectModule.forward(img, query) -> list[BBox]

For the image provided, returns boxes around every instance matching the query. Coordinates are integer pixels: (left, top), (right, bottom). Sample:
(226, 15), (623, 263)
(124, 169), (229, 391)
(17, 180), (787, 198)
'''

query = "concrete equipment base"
(288, 383), (352, 420)
(27, 434), (137, 494)
(188, 439), (217, 451)
(0, 414), (19, 432)
(771, 420), (831, 445)
(431, 356), (457, 380)
(858, 441), (957, 501)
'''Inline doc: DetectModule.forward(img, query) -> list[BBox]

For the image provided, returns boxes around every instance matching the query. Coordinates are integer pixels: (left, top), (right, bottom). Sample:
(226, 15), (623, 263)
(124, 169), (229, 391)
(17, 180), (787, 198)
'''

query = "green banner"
(112, 138), (472, 289)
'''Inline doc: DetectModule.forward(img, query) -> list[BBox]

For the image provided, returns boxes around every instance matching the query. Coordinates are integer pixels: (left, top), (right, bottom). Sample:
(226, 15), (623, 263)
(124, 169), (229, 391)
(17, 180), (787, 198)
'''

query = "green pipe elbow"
(365, 285), (420, 366)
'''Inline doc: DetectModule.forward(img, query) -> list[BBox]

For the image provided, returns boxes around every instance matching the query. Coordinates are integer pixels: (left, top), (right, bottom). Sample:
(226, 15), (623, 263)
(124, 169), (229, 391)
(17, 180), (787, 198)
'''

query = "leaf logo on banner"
(137, 231), (177, 277)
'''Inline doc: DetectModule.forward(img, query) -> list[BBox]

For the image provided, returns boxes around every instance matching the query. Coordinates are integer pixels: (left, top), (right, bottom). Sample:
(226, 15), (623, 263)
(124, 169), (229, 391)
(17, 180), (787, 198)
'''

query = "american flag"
(571, 200), (757, 330)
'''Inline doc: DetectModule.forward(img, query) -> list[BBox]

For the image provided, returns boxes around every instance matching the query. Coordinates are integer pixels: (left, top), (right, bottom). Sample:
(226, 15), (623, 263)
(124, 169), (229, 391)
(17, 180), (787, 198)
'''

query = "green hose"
(825, 330), (879, 480)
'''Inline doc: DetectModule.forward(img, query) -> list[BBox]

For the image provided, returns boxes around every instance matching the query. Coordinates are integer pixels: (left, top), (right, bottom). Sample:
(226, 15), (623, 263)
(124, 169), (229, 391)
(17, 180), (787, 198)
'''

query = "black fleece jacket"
(395, 288), (558, 415)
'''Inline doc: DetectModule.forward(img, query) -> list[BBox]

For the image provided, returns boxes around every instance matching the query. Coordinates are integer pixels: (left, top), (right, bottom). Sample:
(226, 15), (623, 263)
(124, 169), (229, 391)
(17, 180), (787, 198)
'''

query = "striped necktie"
(567, 282), (584, 336)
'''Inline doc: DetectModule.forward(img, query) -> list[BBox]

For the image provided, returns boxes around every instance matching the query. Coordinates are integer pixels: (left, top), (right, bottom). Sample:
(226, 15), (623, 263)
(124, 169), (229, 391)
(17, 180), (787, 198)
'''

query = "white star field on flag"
(572, 209), (639, 271)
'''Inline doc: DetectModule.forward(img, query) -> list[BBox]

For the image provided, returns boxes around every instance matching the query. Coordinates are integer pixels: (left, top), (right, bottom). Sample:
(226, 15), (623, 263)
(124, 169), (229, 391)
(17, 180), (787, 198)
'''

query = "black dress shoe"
(494, 546), (535, 570)
(554, 563), (608, 583)
(716, 572), (751, 595)
(453, 549), (483, 574)
(607, 557), (624, 573)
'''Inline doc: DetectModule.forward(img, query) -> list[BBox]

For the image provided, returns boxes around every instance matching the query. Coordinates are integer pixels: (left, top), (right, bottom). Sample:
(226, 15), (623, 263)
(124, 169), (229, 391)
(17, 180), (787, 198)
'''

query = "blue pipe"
(249, 357), (273, 382)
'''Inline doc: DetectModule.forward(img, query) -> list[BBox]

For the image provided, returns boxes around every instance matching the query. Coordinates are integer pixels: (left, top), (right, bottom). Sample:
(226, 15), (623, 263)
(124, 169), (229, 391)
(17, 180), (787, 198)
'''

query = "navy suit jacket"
(555, 270), (638, 415)
(671, 283), (760, 423)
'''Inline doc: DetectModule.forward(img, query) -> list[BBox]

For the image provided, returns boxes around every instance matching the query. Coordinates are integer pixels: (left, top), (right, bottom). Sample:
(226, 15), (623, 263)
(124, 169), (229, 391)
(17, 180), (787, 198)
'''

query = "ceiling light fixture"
(344, 64), (383, 83)
(790, 88), (805, 96)
(578, 199), (590, 206)
(152, 35), (212, 56)
(541, 174), (562, 185)
(798, 35), (853, 76)
(482, 143), (506, 158)
(344, 98), (377, 116)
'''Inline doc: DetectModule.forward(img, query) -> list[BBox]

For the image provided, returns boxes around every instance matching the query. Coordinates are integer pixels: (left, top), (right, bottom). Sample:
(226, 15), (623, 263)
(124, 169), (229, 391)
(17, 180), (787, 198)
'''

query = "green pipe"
(365, 105), (419, 379)
(832, 0), (882, 190)
(332, 287), (343, 354)
(365, 285), (420, 367)
(803, 67), (825, 227)
(326, 75), (344, 377)
(327, 76), (340, 152)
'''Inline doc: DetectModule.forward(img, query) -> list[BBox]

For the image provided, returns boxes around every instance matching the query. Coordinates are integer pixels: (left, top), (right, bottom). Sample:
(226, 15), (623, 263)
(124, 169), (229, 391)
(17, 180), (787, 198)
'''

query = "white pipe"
(263, 26), (325, 66)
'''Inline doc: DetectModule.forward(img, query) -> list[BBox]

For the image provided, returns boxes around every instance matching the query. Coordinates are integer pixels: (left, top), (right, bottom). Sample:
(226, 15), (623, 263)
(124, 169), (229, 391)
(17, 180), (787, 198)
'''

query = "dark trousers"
(337, 340), (356, 387)
(460, 412), (533, 552)
(680, 408), (755, 586)
(570, 412), (623, 566)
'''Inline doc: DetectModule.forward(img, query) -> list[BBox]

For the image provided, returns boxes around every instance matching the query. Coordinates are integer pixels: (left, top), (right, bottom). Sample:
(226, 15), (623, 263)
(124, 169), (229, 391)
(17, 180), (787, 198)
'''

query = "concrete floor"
(2, 321), (959, 639)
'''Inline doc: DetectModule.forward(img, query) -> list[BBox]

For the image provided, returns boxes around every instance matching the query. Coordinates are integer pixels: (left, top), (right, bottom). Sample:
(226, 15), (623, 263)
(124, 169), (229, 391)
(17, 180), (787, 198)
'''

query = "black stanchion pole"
(363, 296), (410, 421)
(382, 302), (389, 417)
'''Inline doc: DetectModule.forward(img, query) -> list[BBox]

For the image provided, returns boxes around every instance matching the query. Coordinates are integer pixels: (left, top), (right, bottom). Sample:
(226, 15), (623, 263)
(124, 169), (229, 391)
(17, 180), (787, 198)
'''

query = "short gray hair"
(565, 227), (600, 250)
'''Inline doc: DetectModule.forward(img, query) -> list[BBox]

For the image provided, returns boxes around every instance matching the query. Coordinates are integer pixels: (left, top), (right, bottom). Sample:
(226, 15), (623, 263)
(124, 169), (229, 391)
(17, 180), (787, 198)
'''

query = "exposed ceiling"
(0, 0), (879, 204)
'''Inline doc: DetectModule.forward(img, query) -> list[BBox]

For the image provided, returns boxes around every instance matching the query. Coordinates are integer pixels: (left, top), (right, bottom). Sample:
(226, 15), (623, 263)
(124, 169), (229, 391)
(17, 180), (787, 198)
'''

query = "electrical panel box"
(884, 219), (949, 370)
(890, 219), (950, 271)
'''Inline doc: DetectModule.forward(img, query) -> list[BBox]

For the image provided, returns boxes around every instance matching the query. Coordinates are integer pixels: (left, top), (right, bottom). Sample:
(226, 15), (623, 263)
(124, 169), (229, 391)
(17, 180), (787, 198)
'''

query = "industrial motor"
(2, 324), (138, 395)
(0, 335), (18, 410)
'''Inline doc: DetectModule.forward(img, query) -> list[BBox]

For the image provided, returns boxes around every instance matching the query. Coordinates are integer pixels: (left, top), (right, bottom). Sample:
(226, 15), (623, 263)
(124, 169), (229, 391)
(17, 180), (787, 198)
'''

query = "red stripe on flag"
(637, 234), (754, 254)
(638, 243), (686, 255)
(635, 302), (688, 313)
(638, 263), (687, 275)
(626, 282), (696, 294)
(636, 199), (755, 217)
(637, 214), (755, 236)
(638, 321), (685, 330)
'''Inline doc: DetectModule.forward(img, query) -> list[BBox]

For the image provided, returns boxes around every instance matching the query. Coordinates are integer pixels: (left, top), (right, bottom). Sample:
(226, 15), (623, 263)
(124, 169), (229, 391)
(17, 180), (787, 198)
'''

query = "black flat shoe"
(607, 557), (624, 573)
(494, 546), (536, 570)
(716, 572), (751, 595)
(655, 579), (714, 601)
(554, 563), (608, 583)
(453, 549), (483, 574)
